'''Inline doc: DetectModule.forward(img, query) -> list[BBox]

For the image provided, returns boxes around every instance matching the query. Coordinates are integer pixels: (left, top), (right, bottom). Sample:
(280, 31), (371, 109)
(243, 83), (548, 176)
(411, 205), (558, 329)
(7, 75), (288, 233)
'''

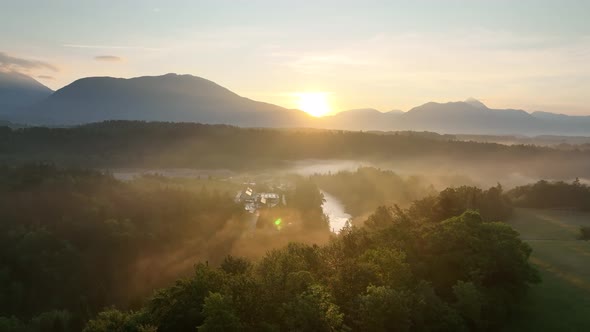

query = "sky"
(1, 0), (590, 115)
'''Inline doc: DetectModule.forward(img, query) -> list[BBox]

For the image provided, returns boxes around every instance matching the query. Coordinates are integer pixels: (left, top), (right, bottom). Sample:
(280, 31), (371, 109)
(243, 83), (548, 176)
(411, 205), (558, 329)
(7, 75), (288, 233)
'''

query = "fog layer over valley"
(3, 121), (590, 182)
(4, 0), (590, 330)
(1, 122), (590, 331)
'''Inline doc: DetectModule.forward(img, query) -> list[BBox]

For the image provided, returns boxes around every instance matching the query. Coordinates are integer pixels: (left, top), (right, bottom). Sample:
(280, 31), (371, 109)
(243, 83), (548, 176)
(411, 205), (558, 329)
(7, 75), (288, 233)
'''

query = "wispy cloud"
(63, 44), (163, 51)
(259, 30), (590, 113)
(0, 52), (59, 72)
(37, 75), (55, 80)
(94, 55), (124, 62)
(267, 30), (590, 81)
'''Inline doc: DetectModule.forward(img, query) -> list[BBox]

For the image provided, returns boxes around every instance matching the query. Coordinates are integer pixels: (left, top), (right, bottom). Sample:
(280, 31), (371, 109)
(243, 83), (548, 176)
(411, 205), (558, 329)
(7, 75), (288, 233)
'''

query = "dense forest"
(0, 165), (330, 331)
(1, 121), (590, 179)
(80, 209), (538, 332)
(0, 164), (242, 330)
(0, 164), (543, 331)
(312, 167), (435, 217)
(508, 179), (590, 211)
(311, 167), (512, 225)
(0, 162), (585, 331)
(405, 185), (513, 223)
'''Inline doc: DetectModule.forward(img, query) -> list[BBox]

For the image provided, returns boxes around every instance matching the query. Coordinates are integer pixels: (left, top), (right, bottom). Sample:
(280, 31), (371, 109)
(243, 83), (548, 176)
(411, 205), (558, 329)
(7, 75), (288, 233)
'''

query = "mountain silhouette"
(15, 73), (312, 126)
(5, 73), (590, 136)
(319, 108), (400, 130)
(0, 71), (52, 115)
(399, 100), (537, 134)
(323, 100), (590, 136)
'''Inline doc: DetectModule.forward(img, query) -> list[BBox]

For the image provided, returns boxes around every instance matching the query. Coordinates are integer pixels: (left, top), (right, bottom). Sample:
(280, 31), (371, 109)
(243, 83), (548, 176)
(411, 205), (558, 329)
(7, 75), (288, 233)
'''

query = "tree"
(198, 293), (242, 332)
(289, 178), (329, 231)
(82, 309), (150, 332)
(0, 316), (25, 332)
(145, 264), (225, 332)
(419, 211), (539, 325)
(220, 256), (251, 275)
(508, 179), (590, 211)
(408, 185), (512, 222)
(280, 285), (344, 332)
(364, 206), (395, 229)
(85, 204), (539, 332)
(579, 226), (590, 241)
(452, 281), (484, 330)
(356, 286), (411, 332)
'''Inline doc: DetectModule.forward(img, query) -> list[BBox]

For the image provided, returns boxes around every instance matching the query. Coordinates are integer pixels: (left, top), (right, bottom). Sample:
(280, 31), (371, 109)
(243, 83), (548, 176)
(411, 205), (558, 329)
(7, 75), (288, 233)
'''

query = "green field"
(504, 208), (590, 331)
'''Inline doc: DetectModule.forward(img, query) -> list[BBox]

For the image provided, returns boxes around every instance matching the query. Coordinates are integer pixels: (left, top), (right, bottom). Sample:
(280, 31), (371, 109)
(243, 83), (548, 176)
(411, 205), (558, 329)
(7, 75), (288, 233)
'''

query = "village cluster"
(234, 183), (287, 213)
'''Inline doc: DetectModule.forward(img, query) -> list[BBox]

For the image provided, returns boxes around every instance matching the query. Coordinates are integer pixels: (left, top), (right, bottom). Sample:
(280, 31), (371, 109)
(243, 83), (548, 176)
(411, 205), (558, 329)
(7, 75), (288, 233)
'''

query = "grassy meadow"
(504, 208), (590, 331)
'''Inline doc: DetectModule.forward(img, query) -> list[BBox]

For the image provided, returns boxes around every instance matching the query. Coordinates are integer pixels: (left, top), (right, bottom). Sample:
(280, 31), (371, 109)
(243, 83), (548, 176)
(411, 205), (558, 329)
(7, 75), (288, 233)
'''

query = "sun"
(297, 92), (332, 117)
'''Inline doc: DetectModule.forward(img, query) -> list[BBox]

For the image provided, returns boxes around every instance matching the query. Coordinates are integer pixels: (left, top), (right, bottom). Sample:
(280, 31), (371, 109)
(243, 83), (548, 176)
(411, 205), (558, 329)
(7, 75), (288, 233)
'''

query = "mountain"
(399, 100), (590, 135)
(385, 109), (404, 115)
(9, 73), (590, 136)
(0, 71), (52, 115)
(399, 100), (538, 134)
(16, 73), (312, 126)
(323, 100), (590, 136)
(464, 97), (488, 109)
(318, 108), (408, 130)
(530, 111), (590, 134)
(318, 108), (393, 130)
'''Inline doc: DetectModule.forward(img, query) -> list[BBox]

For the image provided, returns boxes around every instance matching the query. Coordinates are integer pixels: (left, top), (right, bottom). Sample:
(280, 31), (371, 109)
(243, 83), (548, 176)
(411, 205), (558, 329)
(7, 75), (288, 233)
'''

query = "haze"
(2, 0), (590, 115)
(2, 2), (590, 331)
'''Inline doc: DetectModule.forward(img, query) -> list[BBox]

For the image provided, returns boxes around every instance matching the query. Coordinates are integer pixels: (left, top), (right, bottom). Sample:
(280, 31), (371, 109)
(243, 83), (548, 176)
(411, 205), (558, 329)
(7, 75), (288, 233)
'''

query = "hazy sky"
(1, 0), (590, 114)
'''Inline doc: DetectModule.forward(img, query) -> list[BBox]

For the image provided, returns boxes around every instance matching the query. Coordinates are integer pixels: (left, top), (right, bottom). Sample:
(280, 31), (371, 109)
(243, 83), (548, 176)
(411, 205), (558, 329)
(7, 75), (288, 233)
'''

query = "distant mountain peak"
(7, 72), (590, 136)
(0, 71), (52, 91)
(386, 109), (403, 114)
(16, 73), (312, 126)
(339, 108), (382, 114)
(0, 71), (53, 113)
(464, 98), (488, 109)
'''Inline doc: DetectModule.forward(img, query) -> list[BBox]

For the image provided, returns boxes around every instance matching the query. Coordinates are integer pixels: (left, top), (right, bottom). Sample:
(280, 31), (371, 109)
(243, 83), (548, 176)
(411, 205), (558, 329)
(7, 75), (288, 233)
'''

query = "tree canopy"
(508, 179), (590, 211)
(84, 209), (538, 332)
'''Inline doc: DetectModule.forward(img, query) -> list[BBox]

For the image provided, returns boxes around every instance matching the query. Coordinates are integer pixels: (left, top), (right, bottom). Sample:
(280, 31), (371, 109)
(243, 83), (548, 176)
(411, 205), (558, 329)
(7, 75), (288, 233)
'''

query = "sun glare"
(297, 92), (331, 117)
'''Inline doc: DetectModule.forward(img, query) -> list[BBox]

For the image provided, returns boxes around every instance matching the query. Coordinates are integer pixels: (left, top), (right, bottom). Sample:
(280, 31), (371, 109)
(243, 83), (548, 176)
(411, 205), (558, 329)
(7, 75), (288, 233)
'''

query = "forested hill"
(1, 121), (590, 178)
(508, 179), (590, 211)
(0, 164), (332, 331)
(0, 164), (539, 332)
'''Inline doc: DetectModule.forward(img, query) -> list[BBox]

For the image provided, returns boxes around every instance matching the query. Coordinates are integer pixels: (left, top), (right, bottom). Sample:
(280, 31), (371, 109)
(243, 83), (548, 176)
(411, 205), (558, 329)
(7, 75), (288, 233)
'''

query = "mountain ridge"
(0, 71), (53, 114)
(3, 73), (590, 135)
(333, 99), (590, 135)
(11, 73), (312, 127)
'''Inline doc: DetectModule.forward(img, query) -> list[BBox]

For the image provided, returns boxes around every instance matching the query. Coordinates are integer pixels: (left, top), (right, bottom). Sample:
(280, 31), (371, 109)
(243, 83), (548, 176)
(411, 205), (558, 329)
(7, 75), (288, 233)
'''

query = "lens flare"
(274, 218), (283, 230)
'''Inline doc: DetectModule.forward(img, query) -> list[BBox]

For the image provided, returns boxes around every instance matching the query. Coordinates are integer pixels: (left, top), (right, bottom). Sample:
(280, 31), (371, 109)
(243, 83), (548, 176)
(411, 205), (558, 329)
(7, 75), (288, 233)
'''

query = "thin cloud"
(37, 75), (55, 80)
(63, 44), (163, 51)
(0, 52), (58, 72)
(95, 55), (124, 62)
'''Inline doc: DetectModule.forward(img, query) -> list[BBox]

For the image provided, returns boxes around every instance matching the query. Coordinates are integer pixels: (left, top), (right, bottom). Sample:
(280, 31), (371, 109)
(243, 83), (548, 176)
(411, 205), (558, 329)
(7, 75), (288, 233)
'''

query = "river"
(110, 167), (353, 233)
(321, 190), (352, 233)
